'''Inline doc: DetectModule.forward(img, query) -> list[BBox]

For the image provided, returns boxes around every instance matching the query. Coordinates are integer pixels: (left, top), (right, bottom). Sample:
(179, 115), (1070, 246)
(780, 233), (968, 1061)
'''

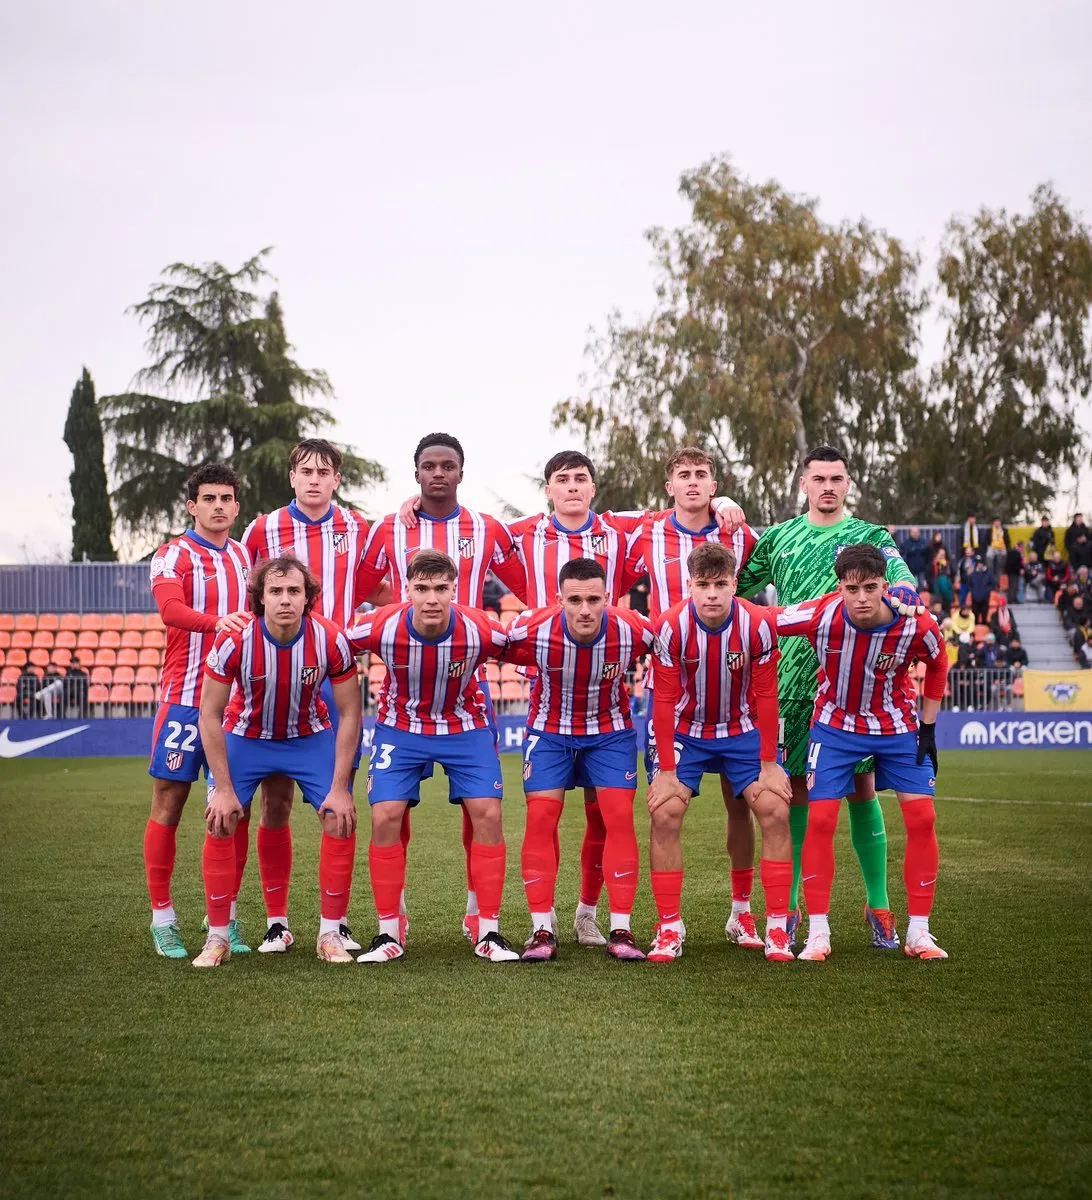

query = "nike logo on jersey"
(0, 725), (89, 758)
(780, 551), (793, 558)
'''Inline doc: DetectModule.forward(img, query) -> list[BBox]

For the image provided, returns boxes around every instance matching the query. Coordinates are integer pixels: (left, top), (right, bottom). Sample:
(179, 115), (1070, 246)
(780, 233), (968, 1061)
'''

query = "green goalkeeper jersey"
(735, 513), (915, 701)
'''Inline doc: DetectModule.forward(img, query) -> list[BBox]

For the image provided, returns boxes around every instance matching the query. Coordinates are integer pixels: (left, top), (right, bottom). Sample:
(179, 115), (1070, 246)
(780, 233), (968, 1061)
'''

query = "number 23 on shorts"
(370, 742), (395, 770)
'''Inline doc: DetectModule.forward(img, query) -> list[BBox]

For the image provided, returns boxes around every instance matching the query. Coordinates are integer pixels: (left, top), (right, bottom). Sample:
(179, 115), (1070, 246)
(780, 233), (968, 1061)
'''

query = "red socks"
(596, 787), (638, 916)
(461, 805), (475, 891)
(901, 796), (938, 917)
(318, 832), (356, 921)
(800, 798), (840, 914)
(256, 823), (292, 918)
(470, 841), (506, 921)
(368, 842), (406, 922)
(521, 795), (563, 912)
(650, 869), (683, 924)
(201, 833), (235, 928)
(232, 814), (250, 904)
(143, 819), (177, 913)
(759, 857), (792, 918)
(579, 800), (606, 906)
(730, 867), (753, 905)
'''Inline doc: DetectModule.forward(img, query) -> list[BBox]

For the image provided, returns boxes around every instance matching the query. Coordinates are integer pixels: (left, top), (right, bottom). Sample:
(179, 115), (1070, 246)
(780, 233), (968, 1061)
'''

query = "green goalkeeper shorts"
(779, 701), (874, 780)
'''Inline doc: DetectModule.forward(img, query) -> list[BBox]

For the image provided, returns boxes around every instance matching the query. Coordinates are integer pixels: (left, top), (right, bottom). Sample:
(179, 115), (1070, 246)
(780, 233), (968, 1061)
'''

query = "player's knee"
(900, 796), (935, 835)
(650, 802), (684, 836)
(259, 776), (294, 828)
(150, 780), (187, 824)
(807, 800), (840, 837)
(749, 790), (787, 832)
(369, 803), (404, 843)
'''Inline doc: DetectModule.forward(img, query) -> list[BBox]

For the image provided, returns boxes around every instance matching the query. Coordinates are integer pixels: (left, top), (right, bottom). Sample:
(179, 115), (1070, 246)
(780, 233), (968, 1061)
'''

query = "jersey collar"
(184, 529), (230, 552)
(688, 598), (736, 635)
(550, 512), (594, 534)
(288, 499), (334, 526)
(418, 505), (462, 524)
(670, 512), (717, 537)
(259, 616), (306, 649)
(405, 607), (456, 645)
(561, 611), (607, 646)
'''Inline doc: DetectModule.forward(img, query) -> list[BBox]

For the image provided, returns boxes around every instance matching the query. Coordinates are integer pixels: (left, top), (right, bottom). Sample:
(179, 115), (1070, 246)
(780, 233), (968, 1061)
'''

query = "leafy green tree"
(63, 367), (117, 561)
(102, 250), (384, 540)
(555, 158), (925, 523)
(895, 185), (1092, 522)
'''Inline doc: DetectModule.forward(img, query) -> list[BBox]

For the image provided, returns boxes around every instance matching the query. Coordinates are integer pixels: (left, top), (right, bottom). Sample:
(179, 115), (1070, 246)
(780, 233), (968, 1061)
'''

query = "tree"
(895, 185), (1092, 522)
(554, 158), (925, 523)
(63, 368), (117, 561)
(101, 249), (384, 541)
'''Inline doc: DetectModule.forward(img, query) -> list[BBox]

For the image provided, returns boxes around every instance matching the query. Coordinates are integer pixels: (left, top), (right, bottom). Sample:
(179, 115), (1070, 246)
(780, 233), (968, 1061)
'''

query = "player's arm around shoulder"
(497, 607), (541, 663)
(770, 591), (836, 637)
(197, 666), (242, 837)
(734, 524), (774, 597)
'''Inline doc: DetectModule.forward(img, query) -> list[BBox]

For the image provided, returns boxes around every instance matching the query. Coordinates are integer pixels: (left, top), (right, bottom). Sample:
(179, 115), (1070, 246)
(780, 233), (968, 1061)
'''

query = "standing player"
(774, 544), (949, 961)
(344, 550), (520, 965)
(625, 447), (765, 948)
(242, 438), (375, 953)
(502, 558), (657, 963)
(643, 543), (794, 963)
(143, 464), (251, 960)
(735, 445), (918, 949)
(195, 555), (361, 967)
(356, 433), (528, 944)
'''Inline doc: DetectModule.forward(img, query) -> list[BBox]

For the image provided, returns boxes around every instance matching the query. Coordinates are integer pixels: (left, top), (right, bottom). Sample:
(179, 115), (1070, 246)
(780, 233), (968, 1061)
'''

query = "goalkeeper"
(736, 446), (919, 949)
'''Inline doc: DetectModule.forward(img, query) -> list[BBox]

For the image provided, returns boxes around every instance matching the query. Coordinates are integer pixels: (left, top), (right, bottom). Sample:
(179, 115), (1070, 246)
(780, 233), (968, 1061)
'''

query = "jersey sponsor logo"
(300, 665), (319, 686)
(0, 725), (90, 758)
(448, 658), (466, 678)
(458, 536), (476, 559)
(601, 661), (620, 681)
(875, 652), (896, 671)
(165, 750), (184, 772)
(725, 650), (744, 671)
(332, 531), (349, 554)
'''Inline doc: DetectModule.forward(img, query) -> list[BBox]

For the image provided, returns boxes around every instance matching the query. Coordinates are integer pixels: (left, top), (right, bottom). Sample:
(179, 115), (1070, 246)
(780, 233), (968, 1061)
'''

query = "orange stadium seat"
(88, 685), (109, 706)
(500, 662), (521, 683)
(484, 661), (500, 683)
(7, 649), (27, 668)
(15, 614), (37, 630)
(489, 682), (501, 703)
(91, 667), (113, 685)
(29, 649), (50, 668)
(76, 630), (98, 649)
(142, 629), (165, 650)
(138, 648), (160, 667)
(0, 631), (9, 649)
(124, 613), (145, 631)
(37, 614), (59, 631)
(94, 649), (117, 668)
(103, 614), (125, 632)
(55, 630), (76, 649)
(110, 684), (132, 703)
(133, 685), (156, 705)
(113, 666), (136, 686)
(81, 614), (103, 631)
(120, 630), (142, 649)
(973, 624), (989, 644)
(145, 613), (164, 632)
(0, 684), (14, 705)
(99, 630), (122, 649)
(136, 666), (159, 685)
(52, 649), (72, 668)
(0, 614), (13, 631)
(117, 649), (139, 667)
(75, 648), (94, 668)
(32, 630), (54, 649)
(500, 681), (524, 704)
(11, 630), (32, 650)
(500, 592), (524, 613)
(1, 666), (19, 684)
(0, 649), (5, 667)
(59, 613), (81, 631)
(1013, 676), (1025, 697)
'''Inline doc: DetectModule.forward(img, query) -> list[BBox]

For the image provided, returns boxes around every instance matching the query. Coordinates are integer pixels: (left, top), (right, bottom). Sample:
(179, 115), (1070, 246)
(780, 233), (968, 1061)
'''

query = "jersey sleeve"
(203, 630), (239, 684)
(343, 614), (379, 656)
(627, 611), (657, 665)
(329, 629), (358, 684)
(914, 616), (949, 702)
(872, 528), (916, 586)
(773, 594), (831, 639)
(499, 612), (538, 666)
(487, 519), (530, 603)
(735, 527), (773, 597)
(751, 609), (779, 667)
(651, 617), (682, 767)
(600, 509), (649, 536)
(150, 543), (186, 585)
(241, 517), (263, 564)
(354, 520), (391, 606)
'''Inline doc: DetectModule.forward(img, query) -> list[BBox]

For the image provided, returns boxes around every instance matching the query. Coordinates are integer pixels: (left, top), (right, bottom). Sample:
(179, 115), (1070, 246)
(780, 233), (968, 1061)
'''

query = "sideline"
(937, 794), (1092, 808)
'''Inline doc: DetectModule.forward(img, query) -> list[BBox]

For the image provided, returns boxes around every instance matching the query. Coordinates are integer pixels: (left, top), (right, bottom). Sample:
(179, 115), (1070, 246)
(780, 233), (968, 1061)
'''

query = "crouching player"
(644, 544), (794, 963)
(345, 549), (519, 964)
(502, 558), (656, 962)
(195, 555), (361, 967)
(775, 543), (949, 962)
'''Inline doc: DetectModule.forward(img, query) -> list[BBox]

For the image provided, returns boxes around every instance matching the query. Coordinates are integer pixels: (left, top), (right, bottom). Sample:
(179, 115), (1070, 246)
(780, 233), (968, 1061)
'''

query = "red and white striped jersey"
(654, 597), (777, 740)
(775, 593), (947, 735)
(627, 515), (760, 620)
(242, 501), (370, 628)
(205, 613), (356, 740)
(359, 506), (527, 606)
(506, 512), (647, 606)
(345, 603), (508, 735)
(502, 605), (656, 736)
(150, 531), (250, 706)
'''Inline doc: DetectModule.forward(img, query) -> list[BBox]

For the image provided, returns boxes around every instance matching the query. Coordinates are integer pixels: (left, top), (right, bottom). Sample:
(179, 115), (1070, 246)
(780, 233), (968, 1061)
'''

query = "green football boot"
(201, 915), (251, 954)
(150, 922), (188, 959)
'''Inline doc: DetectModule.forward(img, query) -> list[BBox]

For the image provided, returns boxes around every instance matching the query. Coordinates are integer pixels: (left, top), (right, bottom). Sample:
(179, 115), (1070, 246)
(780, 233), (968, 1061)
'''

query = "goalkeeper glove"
(916, 721), (938, 774)
(886, 584), (926, 616)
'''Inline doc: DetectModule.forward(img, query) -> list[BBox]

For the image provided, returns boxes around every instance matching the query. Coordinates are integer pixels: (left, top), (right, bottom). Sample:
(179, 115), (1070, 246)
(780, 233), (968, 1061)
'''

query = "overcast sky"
(2, 1), (1090, 562)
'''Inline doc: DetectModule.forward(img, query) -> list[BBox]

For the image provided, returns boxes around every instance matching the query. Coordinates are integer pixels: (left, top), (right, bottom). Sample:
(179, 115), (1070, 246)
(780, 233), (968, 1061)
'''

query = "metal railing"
(0, 564), (154, 615)
(942, 667), (1022, 712)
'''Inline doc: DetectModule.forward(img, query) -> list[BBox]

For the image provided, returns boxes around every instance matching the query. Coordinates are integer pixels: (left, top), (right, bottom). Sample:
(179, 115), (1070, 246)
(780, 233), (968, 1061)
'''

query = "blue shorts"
(148, 703), (206, 782)
(806, 724), (934, 801)
(522, 728), (638, 793)
(223, 727), (341, 810)
(320, 677), (363, 771)
(366, 725), (503, 806)
(650, 728), (762, 799)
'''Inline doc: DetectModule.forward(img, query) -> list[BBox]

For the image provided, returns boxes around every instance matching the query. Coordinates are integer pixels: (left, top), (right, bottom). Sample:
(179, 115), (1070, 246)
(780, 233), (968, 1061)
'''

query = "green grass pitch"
(1, 750), (1090, 1198)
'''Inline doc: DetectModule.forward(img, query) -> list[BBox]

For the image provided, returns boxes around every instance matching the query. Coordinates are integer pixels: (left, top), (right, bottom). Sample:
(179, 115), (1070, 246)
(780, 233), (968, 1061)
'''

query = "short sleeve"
(150, 543), (185, 586)
(329, 630), (357, 682)
(204, 630), (238, 683)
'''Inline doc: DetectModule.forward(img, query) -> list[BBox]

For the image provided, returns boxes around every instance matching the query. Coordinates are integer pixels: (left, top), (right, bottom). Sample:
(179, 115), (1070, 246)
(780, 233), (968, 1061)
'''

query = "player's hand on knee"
(757, 761), (792, 804)
(885, 585), (926, 617)
(647, 770), (688, 814)
(320, 788), (357, 837)
(206, 787), (244, 837)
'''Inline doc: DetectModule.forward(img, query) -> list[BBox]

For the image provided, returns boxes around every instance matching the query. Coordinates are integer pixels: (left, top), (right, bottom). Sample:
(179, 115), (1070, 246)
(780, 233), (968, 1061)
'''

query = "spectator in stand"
(930, 600), (946, 623)
(999, 635), (1028, 669)
(1073, 616), (1092, 669)
(627, 575), (650, 617)
(1064, 513), (1089, 560)
(950, 604), (976, 639)
(927, 546), (955, 611)
(1061, 589), (1085, 634)
(1030, 516), (1055, 564)
(1044, 548), (1070, 602)
(481, 574), (504, 614)
(1075, 565), (1092, 601)
(940, 620), (959, 666)
(1023, 551), (1046, 604)
(985, 518), (1010, 585)
(1070, 530), (1092, 574)
(957, 545), (977, 605)
(15, 663), (40, 719)
(962, 514), (986, 559)
(956, 632), (976, 669)
(925, 531), (946, 567)
(64, 660), (89, 717)
(969, 557), (993, 625)
(976, 632), (1000, 669)
(38, 661), (66, 718)
(1004, 541), (1024, 604)
(899, 525), (930, 589)
(990, 600), (1018, 648)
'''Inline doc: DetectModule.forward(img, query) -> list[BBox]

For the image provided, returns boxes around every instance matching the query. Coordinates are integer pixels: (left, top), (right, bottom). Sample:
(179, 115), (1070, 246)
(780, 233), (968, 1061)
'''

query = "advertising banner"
(1020, 669), (1092, 712)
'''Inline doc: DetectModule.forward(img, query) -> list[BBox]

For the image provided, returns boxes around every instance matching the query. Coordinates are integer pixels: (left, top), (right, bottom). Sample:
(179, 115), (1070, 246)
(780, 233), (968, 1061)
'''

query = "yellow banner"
(1022, 669), (1092, 711)
(1007, 525), (1062, 556)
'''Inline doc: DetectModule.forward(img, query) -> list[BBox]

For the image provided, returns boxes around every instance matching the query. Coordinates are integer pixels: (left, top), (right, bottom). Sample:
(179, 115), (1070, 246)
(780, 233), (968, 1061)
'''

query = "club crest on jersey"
(331, 531), (349, 554)
(725, 650), (744, 671)
(165, 750), (184, 772)
(875, 652), (896, 671)
(589, 533), (607, 553)
(447, 659), (466, 678)
(458, 536), (476, 560)
(300, 665), (319, 686)
(601, 661), (620, 681)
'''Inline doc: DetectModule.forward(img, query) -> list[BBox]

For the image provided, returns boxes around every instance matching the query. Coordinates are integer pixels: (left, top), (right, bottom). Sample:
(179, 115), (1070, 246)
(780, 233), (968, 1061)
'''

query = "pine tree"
(63, 368), (117, 561)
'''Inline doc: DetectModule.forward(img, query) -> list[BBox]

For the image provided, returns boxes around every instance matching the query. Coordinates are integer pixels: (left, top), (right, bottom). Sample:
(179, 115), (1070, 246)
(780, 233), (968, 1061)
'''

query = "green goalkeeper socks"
(787, 804), (809, 911)
(847, 795), (890, 910)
